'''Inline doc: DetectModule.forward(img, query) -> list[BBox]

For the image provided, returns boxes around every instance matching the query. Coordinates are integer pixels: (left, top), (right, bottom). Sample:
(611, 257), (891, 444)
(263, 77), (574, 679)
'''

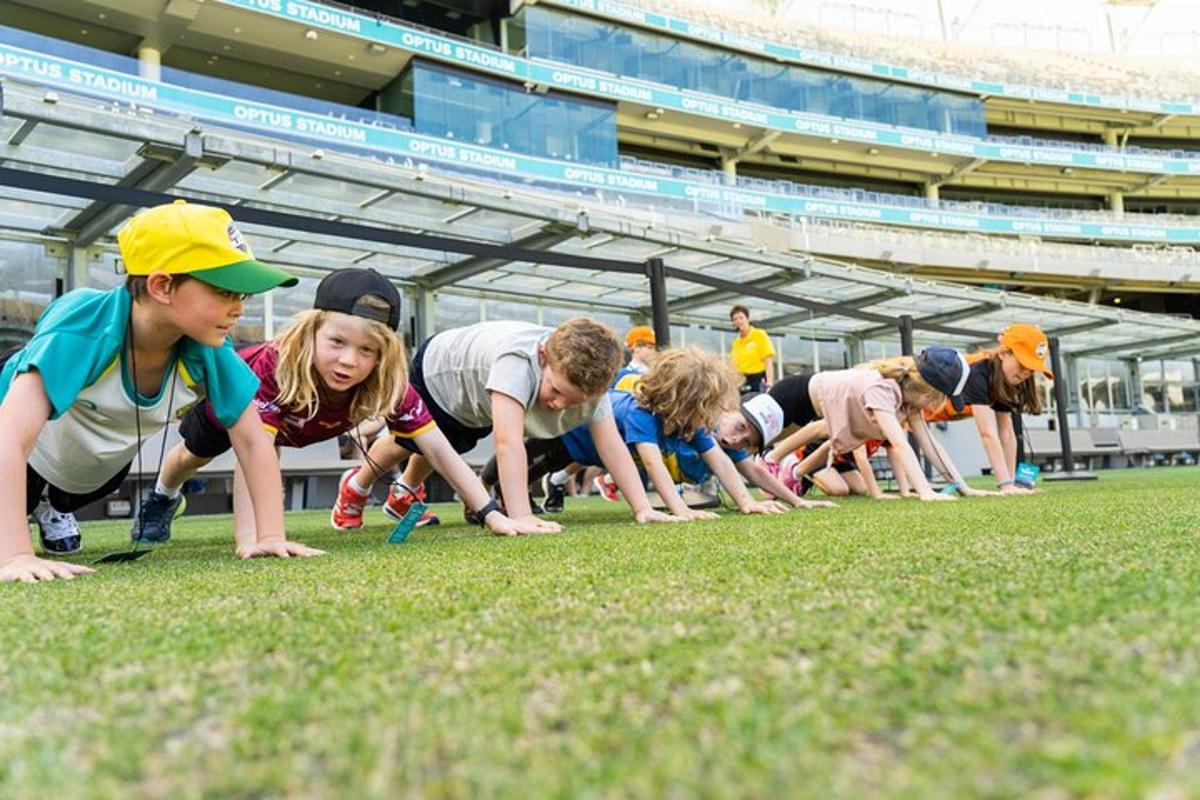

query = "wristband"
(997, 479), (1014, 488)
(474, 498), (501, 526)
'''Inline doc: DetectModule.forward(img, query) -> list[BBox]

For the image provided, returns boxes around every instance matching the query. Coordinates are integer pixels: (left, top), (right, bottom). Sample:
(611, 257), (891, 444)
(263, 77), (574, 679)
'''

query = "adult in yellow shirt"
(729, 304), (776, 393)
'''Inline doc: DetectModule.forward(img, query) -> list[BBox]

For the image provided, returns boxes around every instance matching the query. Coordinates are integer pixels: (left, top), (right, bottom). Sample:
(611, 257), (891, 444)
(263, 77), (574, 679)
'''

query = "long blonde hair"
(273, 308), (407, 425)
(858, 355), (946, 411)
(633, 346), (740, 436)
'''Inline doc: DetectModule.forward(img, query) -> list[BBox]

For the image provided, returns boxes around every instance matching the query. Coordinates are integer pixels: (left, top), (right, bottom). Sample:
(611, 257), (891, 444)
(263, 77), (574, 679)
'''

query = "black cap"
(915, 347), (970, 411)
(313, 268), (401, 331)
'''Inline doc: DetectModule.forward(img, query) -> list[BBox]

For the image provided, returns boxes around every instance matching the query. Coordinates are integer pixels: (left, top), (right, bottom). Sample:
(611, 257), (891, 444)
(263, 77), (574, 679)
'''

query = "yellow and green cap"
(117, 200), (298, 293)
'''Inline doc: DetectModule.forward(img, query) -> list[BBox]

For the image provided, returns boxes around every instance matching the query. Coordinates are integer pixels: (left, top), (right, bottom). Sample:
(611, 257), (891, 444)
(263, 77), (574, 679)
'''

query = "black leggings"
(26, 463), (132, 516)
(479, 437), (573, 490)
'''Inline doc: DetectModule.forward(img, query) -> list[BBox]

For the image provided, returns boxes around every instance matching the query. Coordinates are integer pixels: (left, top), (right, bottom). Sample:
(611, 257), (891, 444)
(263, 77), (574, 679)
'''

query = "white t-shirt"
(420, 321), (612, 440)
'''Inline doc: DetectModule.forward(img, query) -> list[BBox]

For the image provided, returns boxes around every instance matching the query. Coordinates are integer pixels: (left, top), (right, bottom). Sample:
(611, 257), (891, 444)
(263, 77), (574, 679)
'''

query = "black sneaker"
(542, 479), (566, 514)
(491, 483), (545, 516)
(33, 500), (82, 556)
(131, 491), (186, 544)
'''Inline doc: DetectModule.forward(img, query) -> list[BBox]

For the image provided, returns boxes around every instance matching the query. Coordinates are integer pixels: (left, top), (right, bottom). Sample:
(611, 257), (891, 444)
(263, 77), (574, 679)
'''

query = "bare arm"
(635, 441), (713, 520)
(766, 419), (828, 464)
(997, 411), (1019, 476)
(230, 447), (274, 552)
(0, 372), (95, 582)
(907, 412), (997, 497)
(490, 391), (535, 521)
(413, 427), (558, 535)
(790, 439), (831, 481)
(228, 407), (324, 559)
(851, 445), (886, 499)
(701, 447), (783, 514)
(886, 446), (913, 496)
(971, 406), (1015, 488)
(591, 416), (681, 523)
(987, 411), (1030, 495)
(737, 458), (834, 509)
(873, 410), (952, 502)
(762, 356), (775, 389)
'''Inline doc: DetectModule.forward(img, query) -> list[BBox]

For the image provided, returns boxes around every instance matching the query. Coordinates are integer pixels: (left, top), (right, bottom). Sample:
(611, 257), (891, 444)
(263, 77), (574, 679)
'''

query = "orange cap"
(1000, 324), (1053, 379)
(625, 325), (656, 349)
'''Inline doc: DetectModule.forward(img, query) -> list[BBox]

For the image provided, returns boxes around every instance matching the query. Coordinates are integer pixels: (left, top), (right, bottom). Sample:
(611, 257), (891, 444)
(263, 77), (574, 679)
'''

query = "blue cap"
(916, 347), (971, 411)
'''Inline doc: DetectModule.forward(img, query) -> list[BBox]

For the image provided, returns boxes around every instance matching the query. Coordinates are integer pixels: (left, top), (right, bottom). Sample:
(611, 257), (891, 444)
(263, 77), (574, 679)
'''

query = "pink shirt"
(808, 369), (903, 455)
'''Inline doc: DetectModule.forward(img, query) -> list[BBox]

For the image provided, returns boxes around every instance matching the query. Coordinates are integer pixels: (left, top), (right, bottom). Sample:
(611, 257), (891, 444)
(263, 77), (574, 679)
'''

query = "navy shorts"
(402, 335), (492, 455)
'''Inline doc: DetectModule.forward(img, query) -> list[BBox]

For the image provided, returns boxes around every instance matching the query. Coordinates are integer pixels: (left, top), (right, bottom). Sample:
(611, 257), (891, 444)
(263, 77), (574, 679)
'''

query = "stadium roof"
(2, 80), (1198, 362)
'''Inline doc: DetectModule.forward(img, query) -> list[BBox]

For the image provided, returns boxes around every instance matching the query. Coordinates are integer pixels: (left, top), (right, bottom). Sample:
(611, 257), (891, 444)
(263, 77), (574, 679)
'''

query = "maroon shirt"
(207, 342), (436, 447)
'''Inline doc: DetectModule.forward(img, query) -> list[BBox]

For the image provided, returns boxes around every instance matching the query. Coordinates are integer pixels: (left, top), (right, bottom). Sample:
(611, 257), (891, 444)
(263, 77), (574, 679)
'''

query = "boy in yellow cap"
(613, 325), (657, 391)
(0, 200), (323, 583)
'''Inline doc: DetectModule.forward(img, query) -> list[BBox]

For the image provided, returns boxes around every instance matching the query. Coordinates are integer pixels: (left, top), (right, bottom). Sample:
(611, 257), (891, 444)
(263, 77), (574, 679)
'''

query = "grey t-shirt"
(420, 321), (613, 439)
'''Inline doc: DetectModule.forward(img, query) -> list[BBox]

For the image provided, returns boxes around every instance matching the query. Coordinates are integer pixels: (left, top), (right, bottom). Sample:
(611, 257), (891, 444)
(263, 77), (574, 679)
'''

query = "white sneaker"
(33, 499), (82, 556)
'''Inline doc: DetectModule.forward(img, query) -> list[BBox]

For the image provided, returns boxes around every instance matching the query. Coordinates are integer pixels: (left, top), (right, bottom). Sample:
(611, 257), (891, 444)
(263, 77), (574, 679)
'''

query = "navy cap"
(915, 347), (971, 411)
(314, 268), (401, 331)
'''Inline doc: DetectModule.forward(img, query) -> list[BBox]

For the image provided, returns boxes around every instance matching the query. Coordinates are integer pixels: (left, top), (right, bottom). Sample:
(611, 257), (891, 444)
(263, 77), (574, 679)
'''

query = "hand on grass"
(680, 508), (720, 521)
(999, 484), (1036, 496)
(959, 486), (1001, 498)
(634, 508), (685, 524)
(795, 498), (837, 509)
(872, 493), (901, 501)
(0, 553), (95, 583)
(238, 539), (327, 559)
(740, 500), (787, 515)
(918, 492), (957, 502)
(499, 514), (562, 535)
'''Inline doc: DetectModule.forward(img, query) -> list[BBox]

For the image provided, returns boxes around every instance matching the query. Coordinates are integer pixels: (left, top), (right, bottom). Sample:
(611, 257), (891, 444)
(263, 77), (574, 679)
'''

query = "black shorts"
(801, 441), (858, 474)
(740, 372), (767, 395)
(479, 437), (572, 489)
(26, 462), (131, 515)
(179, 401), (234, 459)
(401, 334), (492, 456)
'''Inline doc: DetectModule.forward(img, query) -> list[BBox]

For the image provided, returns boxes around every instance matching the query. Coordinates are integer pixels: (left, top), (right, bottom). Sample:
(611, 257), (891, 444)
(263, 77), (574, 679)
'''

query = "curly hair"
(273, 307), (407, 426)
(858, 355), (946, 412)
(544, 317), (623, 397)
(633, 346), (741, 436)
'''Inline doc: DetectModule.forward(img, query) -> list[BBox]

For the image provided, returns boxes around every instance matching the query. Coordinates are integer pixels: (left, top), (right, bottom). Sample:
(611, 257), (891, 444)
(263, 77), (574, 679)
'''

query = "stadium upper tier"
(4, 74), (1199, 363)
(2, 25), (1199, 258)
(600, 0), (1200, 111)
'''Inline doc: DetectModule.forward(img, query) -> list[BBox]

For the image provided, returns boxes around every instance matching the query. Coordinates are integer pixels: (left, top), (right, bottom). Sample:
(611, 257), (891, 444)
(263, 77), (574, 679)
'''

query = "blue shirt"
(668, 441), (749, 484)
(561, 389), (717, 469)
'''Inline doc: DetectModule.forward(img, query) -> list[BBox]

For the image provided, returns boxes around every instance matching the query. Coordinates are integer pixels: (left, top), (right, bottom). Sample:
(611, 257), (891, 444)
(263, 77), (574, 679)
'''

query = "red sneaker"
(331, 467), (369, 530)
(592, 473), (619, 502)
(384, 482), (441, 526)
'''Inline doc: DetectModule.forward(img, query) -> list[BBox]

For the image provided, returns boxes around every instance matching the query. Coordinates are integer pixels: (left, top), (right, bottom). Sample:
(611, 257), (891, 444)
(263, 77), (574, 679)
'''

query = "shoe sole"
(329, 511), (364, 531)
(383, 501), (440, 526)
(42, 541), (82, 557)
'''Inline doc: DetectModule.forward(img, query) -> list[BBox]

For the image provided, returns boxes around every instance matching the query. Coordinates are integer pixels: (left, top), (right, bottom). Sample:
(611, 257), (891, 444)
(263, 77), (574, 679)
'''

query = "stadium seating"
(1025, 427), (1200, 472)
(630, 0), (1200, 103)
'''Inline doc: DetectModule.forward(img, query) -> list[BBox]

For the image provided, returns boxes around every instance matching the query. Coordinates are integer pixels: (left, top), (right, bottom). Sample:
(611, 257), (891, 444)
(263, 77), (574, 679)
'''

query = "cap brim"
(1013, 348), (1053, 380)
(190, 259), (299, 293)
(740, 408), (766, 451)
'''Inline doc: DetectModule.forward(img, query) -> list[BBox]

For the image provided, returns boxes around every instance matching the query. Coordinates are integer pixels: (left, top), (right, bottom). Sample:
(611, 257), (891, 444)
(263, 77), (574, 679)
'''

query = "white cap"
(740, 393), (784, 451)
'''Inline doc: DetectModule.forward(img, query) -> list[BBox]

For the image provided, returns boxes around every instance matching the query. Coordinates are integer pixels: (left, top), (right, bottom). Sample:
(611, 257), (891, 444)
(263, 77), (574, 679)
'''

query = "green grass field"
(3, 468), (1200, 798)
